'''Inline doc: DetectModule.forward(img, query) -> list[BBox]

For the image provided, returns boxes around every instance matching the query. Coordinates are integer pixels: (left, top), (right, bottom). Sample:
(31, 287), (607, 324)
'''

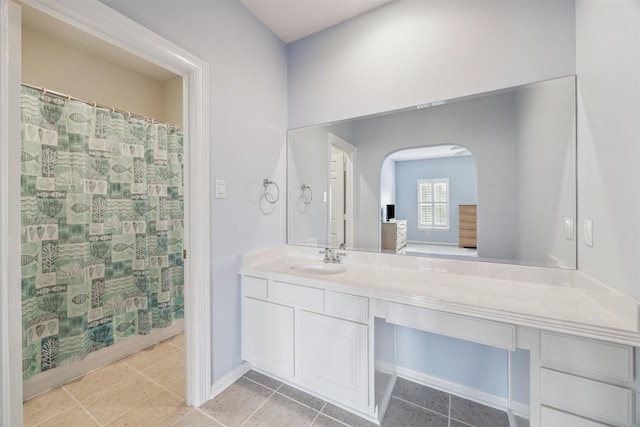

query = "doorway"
(0, 1), (211, 425)
(328, 133), (355, 250)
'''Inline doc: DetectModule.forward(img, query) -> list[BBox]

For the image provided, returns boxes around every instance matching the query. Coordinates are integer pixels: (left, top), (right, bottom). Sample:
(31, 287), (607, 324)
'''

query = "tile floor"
(23, 333), (516, 426)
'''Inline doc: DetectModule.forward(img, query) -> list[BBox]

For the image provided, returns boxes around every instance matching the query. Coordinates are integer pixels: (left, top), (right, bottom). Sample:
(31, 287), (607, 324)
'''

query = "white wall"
(576, 0), (640, 300)
(101, 0), (288, 382)
(288, 0), (576, 128)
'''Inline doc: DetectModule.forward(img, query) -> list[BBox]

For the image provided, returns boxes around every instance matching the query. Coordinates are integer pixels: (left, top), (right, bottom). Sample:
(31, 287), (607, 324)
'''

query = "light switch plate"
(215, 179), (226, 199)
(584, 219), (593, 247)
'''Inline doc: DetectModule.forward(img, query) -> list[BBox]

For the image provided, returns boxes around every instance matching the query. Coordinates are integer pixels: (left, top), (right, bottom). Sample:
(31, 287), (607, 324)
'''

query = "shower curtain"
(20, 85), (184, 380)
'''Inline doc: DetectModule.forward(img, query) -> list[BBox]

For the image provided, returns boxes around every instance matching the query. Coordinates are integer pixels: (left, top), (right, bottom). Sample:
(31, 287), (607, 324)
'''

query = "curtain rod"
(21, 82), (182, 131)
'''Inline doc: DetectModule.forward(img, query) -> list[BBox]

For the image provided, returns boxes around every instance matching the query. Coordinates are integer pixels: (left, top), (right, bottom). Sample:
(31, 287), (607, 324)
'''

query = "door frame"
(328, 134), (356, 249)
(0, 1), (212, 424)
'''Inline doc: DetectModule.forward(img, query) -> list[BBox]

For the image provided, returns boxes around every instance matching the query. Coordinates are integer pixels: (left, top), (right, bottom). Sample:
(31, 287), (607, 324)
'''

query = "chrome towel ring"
(263, 179), (279, 204)
(301, 184), (313, 205)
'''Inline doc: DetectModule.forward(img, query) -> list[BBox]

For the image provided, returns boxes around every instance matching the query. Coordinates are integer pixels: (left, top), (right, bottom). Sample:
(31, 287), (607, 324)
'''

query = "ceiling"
(21, 0), (394, 82)
(388, 145), (472, 162)
(239, 0), (395, 43)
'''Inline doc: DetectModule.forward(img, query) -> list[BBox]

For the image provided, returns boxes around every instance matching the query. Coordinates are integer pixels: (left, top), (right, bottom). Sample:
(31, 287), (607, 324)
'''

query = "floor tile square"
(104, 389), (191, 426)
(173, 409), (224, 426)
(141, 349), (184, 387)
(81, 373), (165, 425)
(321, 403), (377, 427)
(199, 377), (274, 426)
(244, 393), (319, 427)
(312, 414), (347, 427)
(391, 377), (450, 416)
(23, 387), (77, 427)
(278, 383), (326, 411)
(32, 405), (99, 427)
(450, 395), (509, 427)
(382, 398), (448, 427)
(64, 361), (138, 402)
(122, 342), (181, 372)
(244, 369), (283, 390)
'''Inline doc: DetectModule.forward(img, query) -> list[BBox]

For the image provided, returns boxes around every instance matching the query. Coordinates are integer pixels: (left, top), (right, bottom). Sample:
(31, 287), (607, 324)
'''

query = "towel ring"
(263, 179), (279, 204)
(301, 184), (313, 205)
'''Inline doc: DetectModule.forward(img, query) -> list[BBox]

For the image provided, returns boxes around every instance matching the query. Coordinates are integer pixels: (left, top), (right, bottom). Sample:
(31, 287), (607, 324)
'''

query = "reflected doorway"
(381, 145), (478, 259)
(328, 134), (355, 249)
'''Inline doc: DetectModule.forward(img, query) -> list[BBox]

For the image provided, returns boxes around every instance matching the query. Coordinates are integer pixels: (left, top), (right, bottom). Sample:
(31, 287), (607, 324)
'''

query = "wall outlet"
(584, 220), (593, 247)
(564, 218), (574, 241)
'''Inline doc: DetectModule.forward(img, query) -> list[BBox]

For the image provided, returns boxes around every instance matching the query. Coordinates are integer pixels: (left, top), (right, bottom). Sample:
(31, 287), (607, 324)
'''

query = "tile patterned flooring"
(23, 333), (514, 426)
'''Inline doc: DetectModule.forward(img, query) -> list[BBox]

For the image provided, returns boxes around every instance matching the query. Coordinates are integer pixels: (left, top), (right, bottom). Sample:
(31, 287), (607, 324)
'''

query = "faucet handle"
(319, 248), (333, 262)
(335, 252), (347, 262)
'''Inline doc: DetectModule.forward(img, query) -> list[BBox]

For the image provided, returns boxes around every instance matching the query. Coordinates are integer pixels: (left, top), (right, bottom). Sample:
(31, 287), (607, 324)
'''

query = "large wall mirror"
(288, 76), (577, 269)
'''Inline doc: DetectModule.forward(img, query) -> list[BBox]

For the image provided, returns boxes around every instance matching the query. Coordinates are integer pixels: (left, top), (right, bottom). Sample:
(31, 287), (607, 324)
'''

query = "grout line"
(309, 411), (321, 426)
(274, 389), (324, 413)
(241, 374), (282, 392)
(60, 384), (104, 426)
(187, 407), (231, 427)
(239, 390), (276, 427)
(448, 394), (452, 427)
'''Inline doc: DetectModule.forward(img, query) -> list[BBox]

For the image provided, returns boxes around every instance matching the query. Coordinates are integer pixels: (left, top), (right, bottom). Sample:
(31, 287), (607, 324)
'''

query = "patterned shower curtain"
(20, 86), (184, 380)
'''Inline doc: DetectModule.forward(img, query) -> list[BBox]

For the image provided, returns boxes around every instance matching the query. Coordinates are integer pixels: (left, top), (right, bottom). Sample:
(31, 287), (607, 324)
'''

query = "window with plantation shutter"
(417, 179), (449, 230)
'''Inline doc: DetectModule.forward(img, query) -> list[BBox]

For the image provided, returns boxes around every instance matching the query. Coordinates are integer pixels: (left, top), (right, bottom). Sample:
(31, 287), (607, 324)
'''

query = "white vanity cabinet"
(241, 275), (374, 419)
(243, 297), (295, 379)
(240, 249), (640, 427)
(536, 331), (635, 426)
(300, 311), (369, 408)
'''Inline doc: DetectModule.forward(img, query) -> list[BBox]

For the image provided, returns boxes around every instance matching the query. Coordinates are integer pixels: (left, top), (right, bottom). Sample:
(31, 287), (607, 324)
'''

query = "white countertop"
(241, 245), (640, 347)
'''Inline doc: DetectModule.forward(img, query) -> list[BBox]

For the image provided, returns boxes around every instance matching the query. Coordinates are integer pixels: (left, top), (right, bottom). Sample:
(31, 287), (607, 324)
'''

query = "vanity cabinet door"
(300, 311), (368, 409)
(243, 297), (294, 379)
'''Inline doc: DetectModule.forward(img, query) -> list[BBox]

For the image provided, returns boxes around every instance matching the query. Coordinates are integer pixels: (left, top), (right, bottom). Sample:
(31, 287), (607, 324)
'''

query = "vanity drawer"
(541, 331), (633, 382)
(540, 368), (633, 426)
(243, 276), (268, 299)
(271, 281), (324, 311)
(385, 302), (515, 350)
(541, 406), (609, 427)
(327, 292), (368, 322)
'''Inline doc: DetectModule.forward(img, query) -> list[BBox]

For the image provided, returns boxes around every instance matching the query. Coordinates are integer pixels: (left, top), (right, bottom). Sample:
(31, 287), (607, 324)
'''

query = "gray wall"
(514, 79), (577, 267)
(287, 0), (575, 405)
(101, 0), (288, 383)
(287, 126), (330, 246)
(350, 94), (518, 260)
(576, 0), (640, 299)
(288, 0), (576, 128)
(104, 0), (640, 406)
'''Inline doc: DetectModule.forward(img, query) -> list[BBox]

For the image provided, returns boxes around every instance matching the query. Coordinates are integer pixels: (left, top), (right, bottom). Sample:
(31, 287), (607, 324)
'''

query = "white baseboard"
(211, 361), (251, 398)
(406, 240), (458, 247)
(396, 366), (511, 412)
(509, 400), (530, 419)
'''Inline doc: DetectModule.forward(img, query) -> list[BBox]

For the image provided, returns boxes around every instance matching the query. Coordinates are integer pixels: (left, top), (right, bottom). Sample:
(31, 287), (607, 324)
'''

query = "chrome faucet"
(319, 248), (346, 263)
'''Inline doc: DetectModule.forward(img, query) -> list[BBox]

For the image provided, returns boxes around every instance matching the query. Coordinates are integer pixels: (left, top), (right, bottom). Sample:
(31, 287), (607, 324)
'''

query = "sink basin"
(290, 262), (346, 275)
